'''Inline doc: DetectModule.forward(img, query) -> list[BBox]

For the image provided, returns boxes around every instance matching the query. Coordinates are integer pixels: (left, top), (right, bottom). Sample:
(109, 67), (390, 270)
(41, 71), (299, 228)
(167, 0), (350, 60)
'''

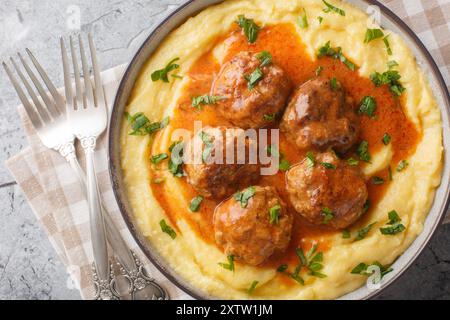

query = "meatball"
(280, 78), (359, 153)
(286, 151), (368, 229)
(214, 186), (293, 266)
(184, 126), (259, 199)
(211, 51), (292, 129)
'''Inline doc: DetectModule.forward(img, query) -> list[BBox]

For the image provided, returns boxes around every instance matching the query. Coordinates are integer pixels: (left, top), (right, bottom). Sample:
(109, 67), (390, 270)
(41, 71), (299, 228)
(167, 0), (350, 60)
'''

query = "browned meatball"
(211, 51), (292, 129)
(214, 186), (293, 266)
(286, 152), (368, 229)
(184, 126), (259, 199)
(280, 78), (359, 153)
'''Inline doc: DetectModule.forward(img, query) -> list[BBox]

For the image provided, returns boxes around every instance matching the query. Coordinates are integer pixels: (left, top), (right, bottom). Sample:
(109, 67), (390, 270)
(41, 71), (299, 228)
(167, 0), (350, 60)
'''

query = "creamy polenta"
(120, 0), (443, 299)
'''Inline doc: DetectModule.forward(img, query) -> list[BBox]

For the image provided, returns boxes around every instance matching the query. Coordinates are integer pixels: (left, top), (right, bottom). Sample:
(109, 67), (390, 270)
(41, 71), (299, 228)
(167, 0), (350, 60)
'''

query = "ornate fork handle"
(58, 142), (168, 300)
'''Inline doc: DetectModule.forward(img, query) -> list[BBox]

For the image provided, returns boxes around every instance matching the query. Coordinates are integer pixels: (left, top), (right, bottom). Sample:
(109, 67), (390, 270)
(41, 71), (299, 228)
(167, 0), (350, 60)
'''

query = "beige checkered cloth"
(4, 0), (450, 300)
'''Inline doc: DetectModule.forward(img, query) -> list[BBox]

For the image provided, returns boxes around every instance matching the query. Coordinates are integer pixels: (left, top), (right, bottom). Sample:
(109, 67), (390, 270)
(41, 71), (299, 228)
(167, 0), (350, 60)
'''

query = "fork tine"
(88, 33), (105, 108)
(60, 37), (73, 113)
(9, 57), (52, 124)
(17, 52), (61, 118)
(78, 35), (95, 107)
(26, 48), (65, 111)
(2, 61), (43, 129)
(70, 36), (84, 109)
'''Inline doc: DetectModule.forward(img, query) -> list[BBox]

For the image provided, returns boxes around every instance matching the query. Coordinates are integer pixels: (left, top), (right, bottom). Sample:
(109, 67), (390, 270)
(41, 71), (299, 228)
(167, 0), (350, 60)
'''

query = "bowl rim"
(108, 0), (450, 300)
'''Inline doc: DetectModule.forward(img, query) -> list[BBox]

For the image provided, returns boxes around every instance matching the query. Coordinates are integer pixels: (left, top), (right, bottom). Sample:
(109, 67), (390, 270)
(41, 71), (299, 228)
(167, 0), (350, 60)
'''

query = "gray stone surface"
(0, 0), (448, 300)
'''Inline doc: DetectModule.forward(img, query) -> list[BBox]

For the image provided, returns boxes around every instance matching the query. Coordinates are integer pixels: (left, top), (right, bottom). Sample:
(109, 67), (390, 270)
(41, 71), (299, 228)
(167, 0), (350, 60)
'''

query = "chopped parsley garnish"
(383, 35), (393, 55)
(370, 69), (405, 96)
(298, 8), (308, 29)
(151, 153), (168, 164)
(317, 41), (356, 71)
(364, 28), (384, 43)
(263, 113), (276, 121)
(387, 60), (399, 69)
(199, 131), (214, 163)
(358, 96), (377, 118)
(396, 160), (409, 172)
(191, 95), (225, 109)
(245, 67), (264, 90)
(380, 210), (405, 235)
(322, 0), (345, 16)
(247, 281), (259, 294)
(322, 207), (334, 224)
(317, 16), (324, 24)
(219, 255), (235, 272)
(279, 158), (291, 171)
(277, 264), (288, 273)
(159, 219), (176, 239)
(388, 166), (393, 181)
(168, 140), (184, 177)
(234, 186), (256, 208)
(357, 140), (371, 162)
(189, 196), (204, 212)
(236, 15), (260, 43)
(269, 204), (281, 224)
(362, 200), (370, 214)
(321, 162), (336, 170)
(315, 65), (324, 76)
(382, 133), (391, 145)
(125, 112), (169, 136)
(330, 77), (340, 90)
(306, 151), (316, 168)
(151, 58), (180, 83)
(256, 51), (272, 67)
(347, 158), (359, 166)
(342, 230), (351, 239)
(267, 145), (290, 171)
(371, 176), (384, 185)
(351, 261), (393, 282)
(354, 222), (377, 241)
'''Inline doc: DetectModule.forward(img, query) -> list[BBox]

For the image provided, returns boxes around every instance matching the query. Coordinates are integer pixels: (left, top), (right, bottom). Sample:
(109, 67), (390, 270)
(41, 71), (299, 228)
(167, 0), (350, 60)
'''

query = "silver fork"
(3, 43), (168, 300)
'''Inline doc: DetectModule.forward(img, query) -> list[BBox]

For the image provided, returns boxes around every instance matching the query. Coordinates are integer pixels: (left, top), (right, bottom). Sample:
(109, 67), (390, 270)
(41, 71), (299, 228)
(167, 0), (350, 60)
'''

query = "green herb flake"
(358, 96), (377, 118)
(371, 176), (384, 185)
(256, 51), (273, 67)
(322, 0), (345, 16)
(168, 141), (184, 177)
(279, 158), (291, 171)
(263, 113), (276, 121)
(317, 41), (356, 71)
(370, 69), (405, 96)
(364, 28), (384, 43)
(355, 222), (377, 241)
(277, 264), (288, 273)
(151, 153), (168, 164)
(347, 158), (359, 166)
(321, 162), (336, 170)
(379, 210), (405, 235)
(159, 219), (176, 239)
(351, 261), (393, 282)
(247, 281), (259, 294)
(387, 60), (399, 69)
(318, 16), (324, 24)
(125, 112), (169, 136)
(151, 58), (180, 83)
(192, 95), (225, 109)
(382, 133), (391, 145)
(298, 8), (308, 29)
(342, 230), (351, 239)
(269, 204), (281, 225)
(236, 15), (260, 43)
(245, 67), (264, 90)
(396, 160), (409, 172)
(357, 140), (371, 162)
(306, 151), (316, 168)
(322, 207), (334, 224)
(189, 195), (204, 212)
(315, 65), (324, 76)
(330, 77), (340, 90)
(218, 255), (235, 272)
(234, 186), (256, 208)
(383, 35), (393, 55)
(362, 200), (370, 214)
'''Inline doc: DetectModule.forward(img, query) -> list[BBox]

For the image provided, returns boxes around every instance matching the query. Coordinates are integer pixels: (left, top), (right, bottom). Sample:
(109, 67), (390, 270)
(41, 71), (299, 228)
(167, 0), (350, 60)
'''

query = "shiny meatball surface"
(286, 152), (368, 229)
(211, 51), (292, 129)
(281, 78), (359, 153)
(214, 186), (293, 266)
(184, 126), (259, 199)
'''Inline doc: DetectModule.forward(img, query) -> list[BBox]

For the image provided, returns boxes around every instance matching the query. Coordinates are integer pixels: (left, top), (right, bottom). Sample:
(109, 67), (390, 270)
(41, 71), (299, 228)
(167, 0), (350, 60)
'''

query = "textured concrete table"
(0, 0), (449, 300)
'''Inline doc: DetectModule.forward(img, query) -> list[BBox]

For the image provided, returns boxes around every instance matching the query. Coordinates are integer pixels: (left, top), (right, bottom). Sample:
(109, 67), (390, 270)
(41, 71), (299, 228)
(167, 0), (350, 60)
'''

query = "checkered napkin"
(4, 0), (450, 300)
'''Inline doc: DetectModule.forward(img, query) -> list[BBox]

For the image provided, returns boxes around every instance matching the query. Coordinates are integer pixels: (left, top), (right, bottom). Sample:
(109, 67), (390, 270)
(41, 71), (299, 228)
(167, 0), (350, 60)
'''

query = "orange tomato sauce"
(150, 23), (419, 278)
